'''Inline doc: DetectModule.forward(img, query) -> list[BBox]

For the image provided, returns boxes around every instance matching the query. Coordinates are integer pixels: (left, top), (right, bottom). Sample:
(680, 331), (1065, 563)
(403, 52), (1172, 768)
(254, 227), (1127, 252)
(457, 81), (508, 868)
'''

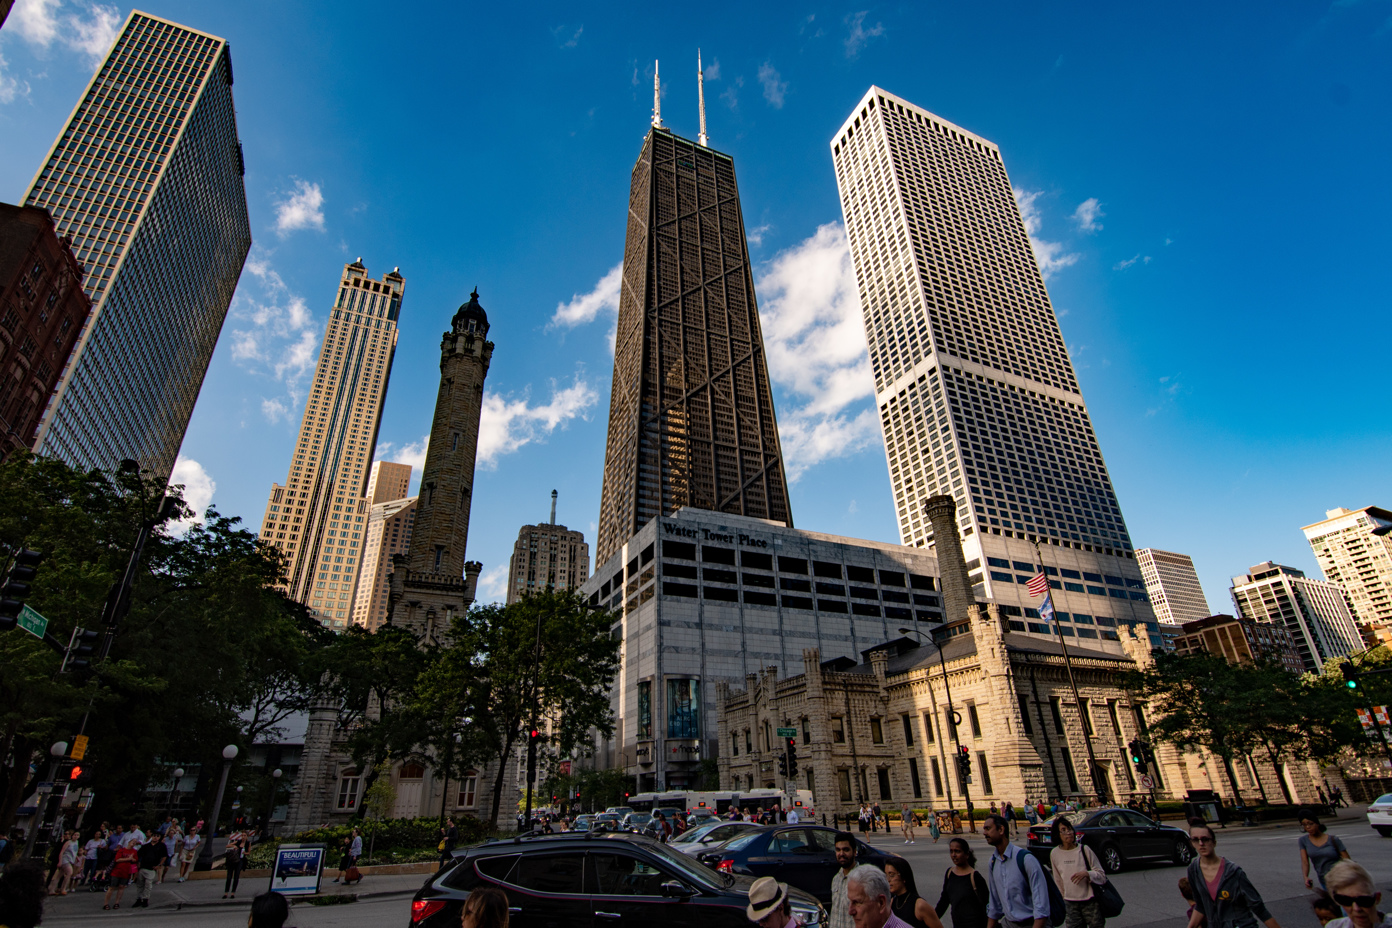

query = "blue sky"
(1, 1), (1389, 610)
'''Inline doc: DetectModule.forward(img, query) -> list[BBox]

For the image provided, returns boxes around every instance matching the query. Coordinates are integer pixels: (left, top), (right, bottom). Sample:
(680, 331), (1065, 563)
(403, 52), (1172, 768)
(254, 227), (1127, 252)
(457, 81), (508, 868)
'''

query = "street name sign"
(17, 605), (47, 639)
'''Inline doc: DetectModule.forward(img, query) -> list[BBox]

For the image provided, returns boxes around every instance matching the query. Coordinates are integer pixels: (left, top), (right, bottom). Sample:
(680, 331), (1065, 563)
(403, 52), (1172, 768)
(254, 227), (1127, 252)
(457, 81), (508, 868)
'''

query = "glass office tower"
(22, 10), (251, 481)
(596, 126), (792, 564)
(832, 86), (1159, 645)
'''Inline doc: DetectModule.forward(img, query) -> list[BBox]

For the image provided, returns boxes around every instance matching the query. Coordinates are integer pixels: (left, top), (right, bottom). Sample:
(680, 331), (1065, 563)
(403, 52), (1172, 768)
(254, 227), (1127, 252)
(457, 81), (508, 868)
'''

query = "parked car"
(408, 832), (826, 927)
(606, 806), (635, 817)
(1026, 807), (1193, 872)
(1367, 793), (1392, 837)
(571, 815), (595, 833)
(622, 812), (654, 832)
(592, 813), (623, 833)
(696, 825), (889, 905)
(670, 821), (762, 857)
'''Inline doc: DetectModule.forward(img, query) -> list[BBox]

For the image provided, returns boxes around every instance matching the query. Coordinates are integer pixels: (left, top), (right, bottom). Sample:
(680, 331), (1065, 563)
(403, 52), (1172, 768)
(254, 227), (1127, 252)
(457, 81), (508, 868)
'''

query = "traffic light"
(70, 764), (95, 787)
(0, 549), (43, 632)
(61, 627), (100, 675)
(1128, 739), (1147, 774)
(778, 754), (788, 777)
(1141, 742), (1156, 766)
(1342, 662), (1360, 690)
(956, 745), (972, 783)
(529, 728), (541, 743)
(785, 738), (798, 778)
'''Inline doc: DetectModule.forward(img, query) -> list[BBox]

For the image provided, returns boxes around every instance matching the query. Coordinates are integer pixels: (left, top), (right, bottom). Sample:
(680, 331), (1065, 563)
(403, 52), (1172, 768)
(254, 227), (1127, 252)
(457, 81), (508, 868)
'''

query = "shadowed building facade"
(383, 290), (493, 641)
(595, 126), (792, 565)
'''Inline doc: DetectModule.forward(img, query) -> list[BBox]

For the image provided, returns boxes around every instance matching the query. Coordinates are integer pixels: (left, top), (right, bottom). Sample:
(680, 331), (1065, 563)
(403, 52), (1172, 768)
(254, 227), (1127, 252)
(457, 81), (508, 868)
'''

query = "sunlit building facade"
(21, 10), (250, 480)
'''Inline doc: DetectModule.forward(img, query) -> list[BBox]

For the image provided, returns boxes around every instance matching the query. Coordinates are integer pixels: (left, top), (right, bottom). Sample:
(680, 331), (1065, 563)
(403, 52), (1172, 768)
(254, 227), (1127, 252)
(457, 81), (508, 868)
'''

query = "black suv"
(409, 832), (826, 927)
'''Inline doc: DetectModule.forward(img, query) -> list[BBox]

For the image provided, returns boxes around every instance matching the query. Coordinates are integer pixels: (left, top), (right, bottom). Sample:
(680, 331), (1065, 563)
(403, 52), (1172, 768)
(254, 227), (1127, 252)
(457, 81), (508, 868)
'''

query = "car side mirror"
(661, 880), (694, 898)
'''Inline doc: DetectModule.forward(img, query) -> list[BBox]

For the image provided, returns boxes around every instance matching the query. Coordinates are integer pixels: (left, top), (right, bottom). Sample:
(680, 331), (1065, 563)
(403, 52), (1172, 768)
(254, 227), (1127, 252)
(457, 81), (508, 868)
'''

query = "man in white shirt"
(787, 806), (800, 824)
(123, 823), (147, 849)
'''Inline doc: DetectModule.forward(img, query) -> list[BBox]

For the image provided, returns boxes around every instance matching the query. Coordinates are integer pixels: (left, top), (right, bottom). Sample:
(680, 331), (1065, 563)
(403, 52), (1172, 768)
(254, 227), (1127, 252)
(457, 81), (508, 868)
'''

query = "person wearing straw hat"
(748, 876), (802, 927)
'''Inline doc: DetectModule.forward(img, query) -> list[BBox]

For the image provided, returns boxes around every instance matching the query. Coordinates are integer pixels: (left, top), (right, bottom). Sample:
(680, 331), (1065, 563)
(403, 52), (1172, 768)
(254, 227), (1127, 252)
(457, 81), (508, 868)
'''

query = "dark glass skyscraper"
(22, 11), (251, 481)
(596, 127), (792, 564)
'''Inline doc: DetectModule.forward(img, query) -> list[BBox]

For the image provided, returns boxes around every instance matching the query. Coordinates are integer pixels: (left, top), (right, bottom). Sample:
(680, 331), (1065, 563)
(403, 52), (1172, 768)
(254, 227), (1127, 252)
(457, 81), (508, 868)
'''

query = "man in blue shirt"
(984, 814), (1050, 928)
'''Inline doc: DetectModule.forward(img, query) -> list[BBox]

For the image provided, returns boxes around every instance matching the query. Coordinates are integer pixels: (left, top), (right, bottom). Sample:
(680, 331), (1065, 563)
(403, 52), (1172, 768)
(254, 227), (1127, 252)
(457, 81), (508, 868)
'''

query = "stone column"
(925, 495), (975, 623)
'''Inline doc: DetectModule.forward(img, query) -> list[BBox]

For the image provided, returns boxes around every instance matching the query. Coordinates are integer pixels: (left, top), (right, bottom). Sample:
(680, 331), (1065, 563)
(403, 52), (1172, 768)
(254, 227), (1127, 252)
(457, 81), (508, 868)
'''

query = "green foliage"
(541, 767), (636, 812)
(414, 590), (620, 827)
(0, 456), (328, 831)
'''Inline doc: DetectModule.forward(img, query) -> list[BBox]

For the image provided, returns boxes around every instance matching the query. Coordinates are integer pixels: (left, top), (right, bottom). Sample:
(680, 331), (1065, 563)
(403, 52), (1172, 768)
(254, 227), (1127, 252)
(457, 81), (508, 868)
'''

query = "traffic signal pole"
(1343, 661), (1392, 771)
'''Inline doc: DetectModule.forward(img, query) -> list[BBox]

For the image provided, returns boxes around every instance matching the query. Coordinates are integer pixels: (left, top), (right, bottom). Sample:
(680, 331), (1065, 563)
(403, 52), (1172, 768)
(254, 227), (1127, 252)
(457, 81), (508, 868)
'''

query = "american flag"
(1026, 572), (1050, 598)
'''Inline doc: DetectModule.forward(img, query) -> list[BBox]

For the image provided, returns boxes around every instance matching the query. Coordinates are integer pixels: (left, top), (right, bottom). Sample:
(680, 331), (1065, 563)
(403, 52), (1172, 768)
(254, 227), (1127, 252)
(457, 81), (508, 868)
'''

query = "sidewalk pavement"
(41, 864), (434, 917)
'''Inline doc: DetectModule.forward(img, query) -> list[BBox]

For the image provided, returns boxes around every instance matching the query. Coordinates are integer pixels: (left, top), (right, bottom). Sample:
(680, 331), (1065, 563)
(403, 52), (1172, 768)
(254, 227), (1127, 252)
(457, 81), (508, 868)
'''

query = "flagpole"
(1031, 541), (1109, 806)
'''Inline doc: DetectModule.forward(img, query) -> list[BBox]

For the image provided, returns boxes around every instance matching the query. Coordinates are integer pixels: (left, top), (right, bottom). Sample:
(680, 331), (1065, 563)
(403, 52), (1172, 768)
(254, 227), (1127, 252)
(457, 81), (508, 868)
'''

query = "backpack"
(991, 848), (1065, 927)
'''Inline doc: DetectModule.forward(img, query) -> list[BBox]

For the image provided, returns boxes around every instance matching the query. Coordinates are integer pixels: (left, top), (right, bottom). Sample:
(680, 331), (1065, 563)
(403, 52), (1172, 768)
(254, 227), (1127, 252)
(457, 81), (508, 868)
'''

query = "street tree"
(415, 591), (619, 828)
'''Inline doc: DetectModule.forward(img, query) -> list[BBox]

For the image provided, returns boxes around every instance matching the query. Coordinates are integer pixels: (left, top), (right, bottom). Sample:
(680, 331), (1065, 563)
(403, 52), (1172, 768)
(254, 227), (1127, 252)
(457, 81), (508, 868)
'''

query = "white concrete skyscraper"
(21, 11), (251, 481)
(832, 87), (1158, 645)
(1137, 548), (1212, 625)
(1302, 506), (1392, 646)
(259, 260), (403, 628)
(1230, 561), (1362, 673)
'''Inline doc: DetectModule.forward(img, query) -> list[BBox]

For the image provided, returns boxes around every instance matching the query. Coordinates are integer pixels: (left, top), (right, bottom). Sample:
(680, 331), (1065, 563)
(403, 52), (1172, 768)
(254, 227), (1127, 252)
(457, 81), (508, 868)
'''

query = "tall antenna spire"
(652, 59), (663, 128)
(697, 49), (709, 147)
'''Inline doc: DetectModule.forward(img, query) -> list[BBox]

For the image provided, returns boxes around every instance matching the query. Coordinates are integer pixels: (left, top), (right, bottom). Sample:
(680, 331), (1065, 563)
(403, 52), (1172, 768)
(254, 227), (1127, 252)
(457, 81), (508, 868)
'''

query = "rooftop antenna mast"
(697, 49), (708, 147)
(652, 59), (663, 128)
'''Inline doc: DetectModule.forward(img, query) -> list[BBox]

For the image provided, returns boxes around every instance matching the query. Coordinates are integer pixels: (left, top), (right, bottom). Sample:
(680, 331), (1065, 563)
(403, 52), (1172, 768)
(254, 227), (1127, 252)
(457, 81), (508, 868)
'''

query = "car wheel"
(1100, 844), (1124, 873)
(1376, 826), (1392, 838)
(1172, 838), (1193, 864)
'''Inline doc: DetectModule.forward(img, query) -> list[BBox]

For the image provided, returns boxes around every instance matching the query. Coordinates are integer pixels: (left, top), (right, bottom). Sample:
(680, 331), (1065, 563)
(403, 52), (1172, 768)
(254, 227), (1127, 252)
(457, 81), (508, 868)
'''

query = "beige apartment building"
(353, 496), (417, 630)
(258, 260), (403, 628)
(351, 461), (415, 630)
(1303, 506), (1392, 647)
(506, 492), (590, 604)
(1137, 548), (1212, 625)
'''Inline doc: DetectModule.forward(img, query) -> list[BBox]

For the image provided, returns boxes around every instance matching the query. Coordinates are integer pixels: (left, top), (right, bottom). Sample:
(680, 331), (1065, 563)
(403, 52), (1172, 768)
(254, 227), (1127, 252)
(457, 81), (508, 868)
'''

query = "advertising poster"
(270, 843), (325, 896)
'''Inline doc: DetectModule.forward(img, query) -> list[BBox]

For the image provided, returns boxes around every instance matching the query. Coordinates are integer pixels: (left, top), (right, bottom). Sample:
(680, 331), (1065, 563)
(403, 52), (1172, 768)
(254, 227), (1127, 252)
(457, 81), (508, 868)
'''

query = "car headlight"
(791, 901), (826, 926)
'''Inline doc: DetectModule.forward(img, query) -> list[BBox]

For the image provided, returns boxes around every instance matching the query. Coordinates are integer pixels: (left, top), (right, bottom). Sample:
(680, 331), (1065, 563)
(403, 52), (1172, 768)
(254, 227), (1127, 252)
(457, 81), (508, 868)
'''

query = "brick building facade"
(0, 204), (91, 461)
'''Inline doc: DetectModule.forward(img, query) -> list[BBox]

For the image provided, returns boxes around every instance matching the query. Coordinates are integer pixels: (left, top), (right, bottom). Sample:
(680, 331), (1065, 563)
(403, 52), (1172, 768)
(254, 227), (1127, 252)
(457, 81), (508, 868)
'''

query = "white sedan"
(1368, 792), (1392, 837)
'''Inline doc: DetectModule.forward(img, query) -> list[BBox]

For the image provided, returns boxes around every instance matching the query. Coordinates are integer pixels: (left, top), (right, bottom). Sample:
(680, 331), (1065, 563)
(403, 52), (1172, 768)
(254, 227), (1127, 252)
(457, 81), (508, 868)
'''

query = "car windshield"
(720, 832), (763, 852)
(646, 841), (732, 888)
(627, 814), (652, 823)
(1036, 809), (1105, 828)
(1376, 794), (1392, 805)
(595, 814), (620, 822)
(672, 822), (723, 844)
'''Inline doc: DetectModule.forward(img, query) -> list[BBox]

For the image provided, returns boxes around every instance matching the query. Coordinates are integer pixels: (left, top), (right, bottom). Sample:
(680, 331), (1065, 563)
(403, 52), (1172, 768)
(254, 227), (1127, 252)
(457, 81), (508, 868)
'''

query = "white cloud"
(552, 24), (582, 47)
(0, 52), (31, 104)
(9, 0), (118, 65)
(721, 76), (743, 110)
(758, 62), (787, 108)
(227, 249), (321, 420)
(747, 223), (772, 247)
(11, 0), (62, 47)
(375, 435), (429, 486)
(1013, 188), (1080, 279)
(261, 398), (289, 423)
(549, 263), (622, 329)
(478, 373), (598, 468)
(476, 564), (509, 604)
(167, 455), (215, 534)
(274, 179), (326, 237)
(704, 58), (721, 81)
(65, 3), (119, 64)
(844, 11), (886, 59)
(1072, 197), (1104, 233)
(755, 222), (880, 480)
(1113, 254), (1151, 270)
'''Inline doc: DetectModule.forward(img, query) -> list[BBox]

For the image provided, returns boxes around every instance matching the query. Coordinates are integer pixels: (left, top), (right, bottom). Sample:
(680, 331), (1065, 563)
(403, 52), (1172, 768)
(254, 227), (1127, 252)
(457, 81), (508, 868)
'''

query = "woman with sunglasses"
(1322, 861), (1390, 928)
(1184, 819), (1282, 928)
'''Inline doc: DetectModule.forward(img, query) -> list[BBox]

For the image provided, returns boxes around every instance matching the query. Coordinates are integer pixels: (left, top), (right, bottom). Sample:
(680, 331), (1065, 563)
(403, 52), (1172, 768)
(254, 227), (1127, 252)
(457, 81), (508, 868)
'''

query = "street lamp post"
(167, 767), (185, 818)
(22, 741), (69, 860)
(262, 768), (282, 837)
(197, 745), (238, 871)
(899, 626), (973, 832)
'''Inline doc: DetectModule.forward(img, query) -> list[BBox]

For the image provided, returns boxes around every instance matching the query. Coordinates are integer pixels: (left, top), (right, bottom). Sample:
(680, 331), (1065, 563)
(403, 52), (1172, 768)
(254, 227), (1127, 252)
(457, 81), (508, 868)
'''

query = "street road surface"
(38, 810), (1390, 927)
